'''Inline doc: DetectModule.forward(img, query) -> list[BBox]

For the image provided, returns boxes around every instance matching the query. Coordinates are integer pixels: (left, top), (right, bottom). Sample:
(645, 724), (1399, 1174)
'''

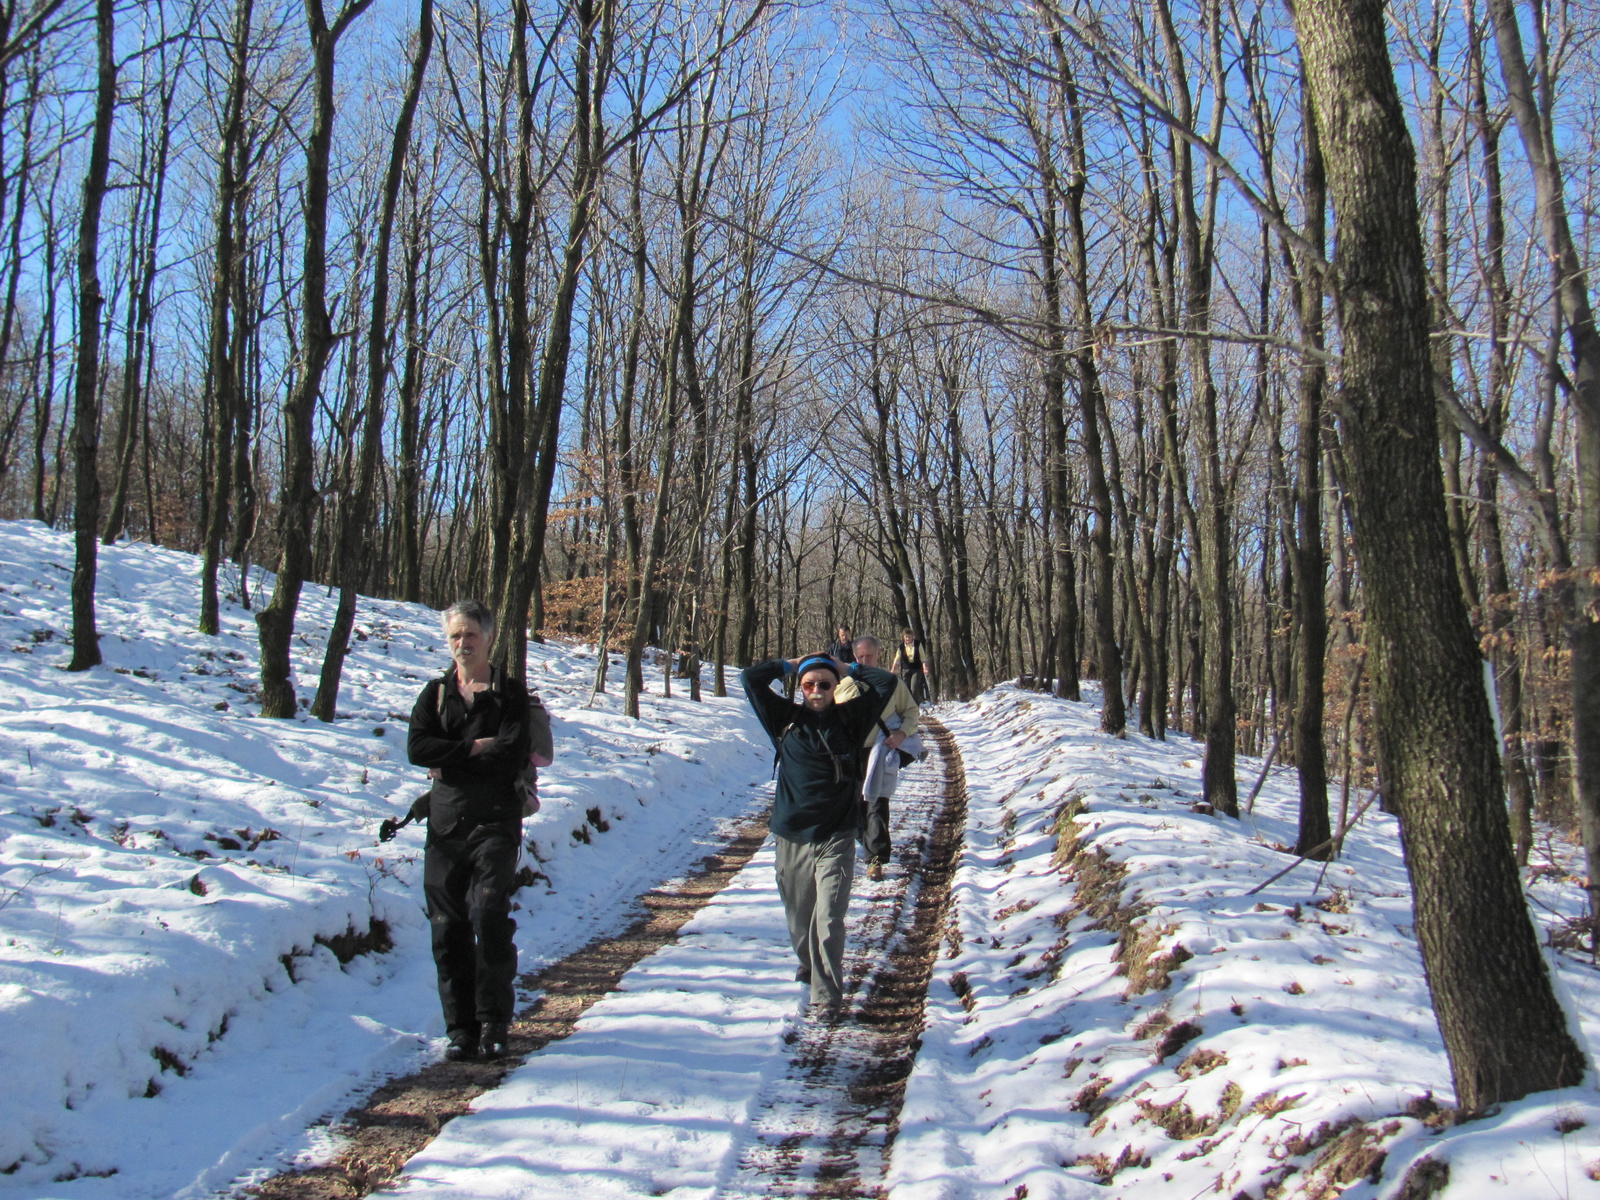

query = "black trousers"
(860, 794), (891, 864)
(901, 669), (928, 704)
(423, 819), (520, 1033)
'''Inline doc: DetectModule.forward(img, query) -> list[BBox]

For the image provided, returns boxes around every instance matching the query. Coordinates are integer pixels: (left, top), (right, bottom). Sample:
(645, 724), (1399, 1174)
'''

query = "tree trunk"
(395, 170), (428, 602)
(1039, 201), (1078, 702)
(1294, 0), (1584, 1110)
(1466, 25), (1535, 863)
(198, 0), (253, 636)
(1153, 0), (1234, 813)
(227, 219), (258, 572)
(311, 0), (432, 722)
(103, 60), (174, 546)
(1054, 54), (1124, 732)
(1290, 58), (1330, 858)
(30, 158), (59, 526)
(616, 135), (647, 699)
(498, 0), (611, 671)
(483, 0), (536, 623)
(256, 0), (374, 716)
(66, 0), (115, 672)
(626, 373), (676, 719)
(0, 59), (40, 508)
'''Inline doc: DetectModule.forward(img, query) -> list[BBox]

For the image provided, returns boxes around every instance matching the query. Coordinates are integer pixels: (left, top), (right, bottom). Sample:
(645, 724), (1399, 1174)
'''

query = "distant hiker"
(892, 628), (931, 704)
(827, 626), (856, 664)
(834, 635), (919, 882)
(407, 600), (531, 1063)
(742, 652), (898, 1017)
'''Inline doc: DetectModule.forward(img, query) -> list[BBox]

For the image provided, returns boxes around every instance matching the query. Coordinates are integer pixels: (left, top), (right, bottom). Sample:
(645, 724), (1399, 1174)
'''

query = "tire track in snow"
(727, 715), (969, 1199)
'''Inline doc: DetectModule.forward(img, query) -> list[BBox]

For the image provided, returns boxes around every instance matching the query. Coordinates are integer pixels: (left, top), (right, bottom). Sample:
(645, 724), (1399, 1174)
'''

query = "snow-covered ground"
(5, 517), (1600, 1199)
(892, 687), (1600, 1198)
(382, 714), (958, 1199)
(0, 520), (772, 1196)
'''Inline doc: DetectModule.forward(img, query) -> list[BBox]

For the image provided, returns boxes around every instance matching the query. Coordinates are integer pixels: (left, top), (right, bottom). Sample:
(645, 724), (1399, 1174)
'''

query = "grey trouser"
(775, 830), (856, 1005)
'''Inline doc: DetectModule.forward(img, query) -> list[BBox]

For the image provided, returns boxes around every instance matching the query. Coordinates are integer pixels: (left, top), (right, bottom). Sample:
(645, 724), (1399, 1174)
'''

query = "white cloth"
(862, 714), (924, 800)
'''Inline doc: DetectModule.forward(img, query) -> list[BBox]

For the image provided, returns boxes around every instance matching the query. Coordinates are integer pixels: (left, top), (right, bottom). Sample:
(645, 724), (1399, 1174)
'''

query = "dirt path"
(247, 718), (968, 1200)
(247, 811), (772, 1200)
(730, 716), (969, 1198)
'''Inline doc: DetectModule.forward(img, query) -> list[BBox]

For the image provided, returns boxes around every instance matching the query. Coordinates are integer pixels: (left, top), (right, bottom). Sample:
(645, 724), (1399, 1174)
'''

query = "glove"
(377, 792), (432, 843)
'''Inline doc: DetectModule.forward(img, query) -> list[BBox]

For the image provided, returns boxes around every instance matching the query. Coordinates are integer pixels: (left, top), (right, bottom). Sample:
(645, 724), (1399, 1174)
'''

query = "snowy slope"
(890, 685), (1600, 1198)
(0, 520), (773, 1196)
(8, 517), (1600, 1200)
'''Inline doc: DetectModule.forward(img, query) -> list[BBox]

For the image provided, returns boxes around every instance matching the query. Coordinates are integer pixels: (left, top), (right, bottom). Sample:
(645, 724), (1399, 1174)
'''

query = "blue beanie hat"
(796, 654), (840, 681)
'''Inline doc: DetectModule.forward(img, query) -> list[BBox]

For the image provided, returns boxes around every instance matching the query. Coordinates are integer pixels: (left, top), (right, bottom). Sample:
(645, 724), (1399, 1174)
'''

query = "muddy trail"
(728, 717), (968, 1199)
(247, 717), (967, 1200)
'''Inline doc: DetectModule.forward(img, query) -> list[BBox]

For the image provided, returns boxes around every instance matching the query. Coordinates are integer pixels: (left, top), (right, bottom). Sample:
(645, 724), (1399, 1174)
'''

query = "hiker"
(834, 634), (919, 881)
(742, 652), (899, 1017)
(827, 626), (856, 664)
(407, 600), (531, 1063)
(891, 628), (931, 704)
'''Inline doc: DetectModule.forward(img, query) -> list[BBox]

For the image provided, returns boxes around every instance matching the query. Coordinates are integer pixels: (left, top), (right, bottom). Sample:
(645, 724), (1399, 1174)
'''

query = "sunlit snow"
(3, 518), (1598, 1198)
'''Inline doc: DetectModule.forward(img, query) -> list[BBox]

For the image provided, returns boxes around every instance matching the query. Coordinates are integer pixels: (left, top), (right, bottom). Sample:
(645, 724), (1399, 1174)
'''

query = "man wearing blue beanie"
(742, 652), (899, 1018)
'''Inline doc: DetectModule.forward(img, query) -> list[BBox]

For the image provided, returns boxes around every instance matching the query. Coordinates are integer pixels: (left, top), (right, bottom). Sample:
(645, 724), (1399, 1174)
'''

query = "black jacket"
(408, 666), (531, 836)
(742, 659), (898, 843)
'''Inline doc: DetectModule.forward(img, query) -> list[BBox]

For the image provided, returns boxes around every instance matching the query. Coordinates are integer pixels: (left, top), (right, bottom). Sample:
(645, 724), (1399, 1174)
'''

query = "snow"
(394, 835), (804, 1200)
(0, 520), (772, 1196)
(4, 517), (1600, 1199)
(890, 685), (1600, 1198)
(383, 722), (957, 1199)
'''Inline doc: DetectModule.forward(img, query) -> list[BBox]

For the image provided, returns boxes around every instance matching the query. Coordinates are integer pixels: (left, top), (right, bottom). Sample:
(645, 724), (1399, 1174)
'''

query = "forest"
(0, 0), (1596, 1118)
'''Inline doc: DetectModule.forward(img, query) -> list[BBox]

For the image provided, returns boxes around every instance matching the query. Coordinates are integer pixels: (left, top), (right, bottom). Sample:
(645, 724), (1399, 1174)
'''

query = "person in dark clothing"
(407, 600), (531, 1062)
(835, 635), (919, 881)
(826, 627), (856, 664)
(742, 652), (898, 1016)
(892, 628), (930, 704)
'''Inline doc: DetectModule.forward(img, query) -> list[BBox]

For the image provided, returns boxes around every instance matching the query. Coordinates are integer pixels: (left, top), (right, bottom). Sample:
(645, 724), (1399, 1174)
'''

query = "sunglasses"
(801, 679), (834, 692)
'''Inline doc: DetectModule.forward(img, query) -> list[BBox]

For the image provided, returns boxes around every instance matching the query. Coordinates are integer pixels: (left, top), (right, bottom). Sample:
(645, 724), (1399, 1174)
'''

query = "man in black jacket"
(408, 600), (530, 1062)
(742, 653), (898, 1016)
(826, 626), (856, 664)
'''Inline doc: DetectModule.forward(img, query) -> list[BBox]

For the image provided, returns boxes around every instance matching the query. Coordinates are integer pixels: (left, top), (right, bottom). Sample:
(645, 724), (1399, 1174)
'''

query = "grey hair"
(851, 634), (881, 655)
(441, 599), (496, 639)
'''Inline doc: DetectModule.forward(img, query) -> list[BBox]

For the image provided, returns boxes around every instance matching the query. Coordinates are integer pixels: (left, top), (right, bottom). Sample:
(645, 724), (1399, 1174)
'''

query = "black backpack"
(450, 666), (552, 815)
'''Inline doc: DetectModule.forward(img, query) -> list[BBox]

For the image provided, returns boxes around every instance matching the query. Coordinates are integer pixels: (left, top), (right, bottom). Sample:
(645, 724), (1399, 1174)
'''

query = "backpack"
(771, 714), (862, 791)
(437, 667), (554, 816)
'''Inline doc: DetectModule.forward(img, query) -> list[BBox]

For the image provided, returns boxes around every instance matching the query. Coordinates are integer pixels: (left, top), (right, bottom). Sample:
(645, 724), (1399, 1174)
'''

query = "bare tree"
(256, 0), (375, 716)
(197, 0), (255, 636)
(1484, 0), (1600, 921)
(66, 0), (116, 672)
(1294, 0), (1583, 1111)
(311, 0), (434, 721)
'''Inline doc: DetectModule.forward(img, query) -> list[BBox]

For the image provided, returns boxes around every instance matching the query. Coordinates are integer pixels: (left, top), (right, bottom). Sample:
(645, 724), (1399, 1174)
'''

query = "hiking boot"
(807, 1001), (846, 1025)
(444, 1028), (478, 1062)
(867, 859), (883, 881)
(480, 1023), (511, 1060)
(795, 964), (812, 984)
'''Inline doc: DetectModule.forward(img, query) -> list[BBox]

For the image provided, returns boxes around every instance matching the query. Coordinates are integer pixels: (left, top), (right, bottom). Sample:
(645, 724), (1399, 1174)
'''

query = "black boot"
(444, 1027), (479, 1062)
(481, 1022), (511, 1060)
